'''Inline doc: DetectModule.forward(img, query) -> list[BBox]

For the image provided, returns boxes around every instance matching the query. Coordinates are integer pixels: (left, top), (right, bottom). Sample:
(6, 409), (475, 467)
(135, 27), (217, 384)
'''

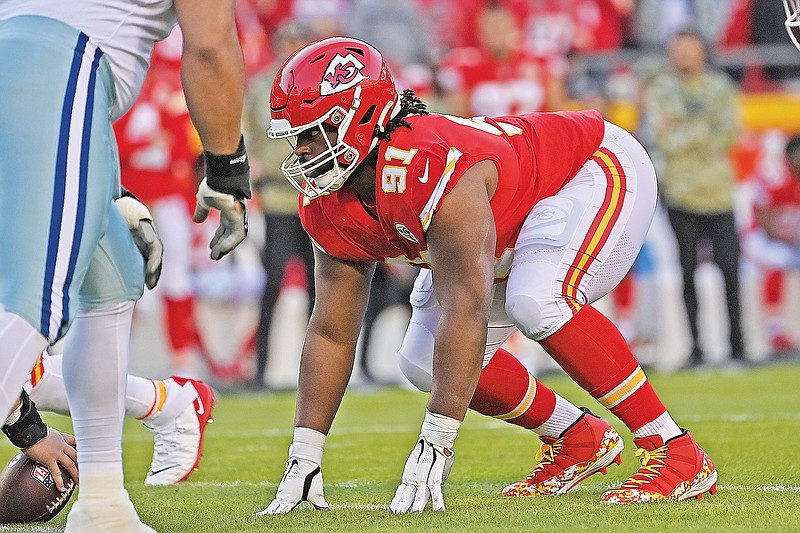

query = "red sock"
(539, 305), (667, 431)
(164, 296), (197, 352)
(764, 270), (783, 307)
(469, 348), (556, 429)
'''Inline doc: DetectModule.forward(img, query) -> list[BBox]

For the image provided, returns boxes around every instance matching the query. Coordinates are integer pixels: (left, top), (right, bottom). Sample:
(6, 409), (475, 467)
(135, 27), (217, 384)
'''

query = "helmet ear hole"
(359, 105), (377, 125)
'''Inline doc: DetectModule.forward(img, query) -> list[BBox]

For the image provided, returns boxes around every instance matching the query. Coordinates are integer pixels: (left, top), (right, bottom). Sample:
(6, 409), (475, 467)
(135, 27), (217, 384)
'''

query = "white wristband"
(4, 399), (23, 427)
(420, 410), (461, 450)
(289, 426), (326, 465)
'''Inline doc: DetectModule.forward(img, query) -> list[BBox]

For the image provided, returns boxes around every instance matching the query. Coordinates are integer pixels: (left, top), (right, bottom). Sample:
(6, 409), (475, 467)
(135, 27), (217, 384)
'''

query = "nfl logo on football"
(31, 465), (54, 490)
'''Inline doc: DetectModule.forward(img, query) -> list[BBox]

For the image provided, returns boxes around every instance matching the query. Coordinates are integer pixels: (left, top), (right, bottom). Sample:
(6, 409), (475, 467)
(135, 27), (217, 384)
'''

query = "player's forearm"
(427, 311), (486, 421)
(180, 35), (245, 155)
(294, 333), (357, 435)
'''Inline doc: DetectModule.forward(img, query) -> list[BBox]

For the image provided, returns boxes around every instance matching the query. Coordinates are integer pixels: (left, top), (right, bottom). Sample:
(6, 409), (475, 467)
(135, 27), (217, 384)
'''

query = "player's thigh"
(0, 17), (118, 342)
(505, 122), (657, 340)
(79, 205), (145, 308)
(398, 271), (516, 391)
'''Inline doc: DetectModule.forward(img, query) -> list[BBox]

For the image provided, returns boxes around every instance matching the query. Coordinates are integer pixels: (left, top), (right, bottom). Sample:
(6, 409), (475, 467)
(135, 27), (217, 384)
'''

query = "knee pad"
(504, 291), (547, 340)
(397, 305), (438, 392)
(397, 349), (433, 393)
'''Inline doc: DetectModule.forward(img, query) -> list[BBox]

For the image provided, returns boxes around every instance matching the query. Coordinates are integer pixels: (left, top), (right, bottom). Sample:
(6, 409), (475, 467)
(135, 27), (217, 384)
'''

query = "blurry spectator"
(292, 0), (351, 39)
(436, 2), (567, 117)
(633, 0), (728, 51)
(415, 0), (488, 60)
(346, 0), (434, 71)
(641, 30), (745, 367)
(742, 135), (800, 355)
(504, 0), (628, 57)
(243, 22), (316, 390)
(116, 30), (203, 377)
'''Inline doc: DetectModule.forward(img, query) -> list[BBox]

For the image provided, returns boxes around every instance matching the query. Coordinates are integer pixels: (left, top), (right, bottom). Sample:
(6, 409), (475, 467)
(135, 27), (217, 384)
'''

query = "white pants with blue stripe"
(0, 16), (144, 344)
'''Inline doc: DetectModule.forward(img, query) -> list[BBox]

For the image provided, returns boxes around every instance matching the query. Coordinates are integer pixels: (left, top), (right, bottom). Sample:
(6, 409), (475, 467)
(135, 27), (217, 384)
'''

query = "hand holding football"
(0, 452), (75, 524)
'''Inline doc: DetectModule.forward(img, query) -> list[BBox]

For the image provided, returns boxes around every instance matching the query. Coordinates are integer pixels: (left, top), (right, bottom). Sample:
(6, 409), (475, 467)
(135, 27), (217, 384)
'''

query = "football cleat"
(142, 376), (216, 486)
(65, 491), (155, 532)
(502, 408), (623, 497)
(600, 430), (717, 504)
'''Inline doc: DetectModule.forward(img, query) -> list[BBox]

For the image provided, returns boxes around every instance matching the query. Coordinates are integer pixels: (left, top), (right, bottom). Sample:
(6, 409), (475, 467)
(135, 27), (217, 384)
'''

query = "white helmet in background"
(784, 0), (800, 51)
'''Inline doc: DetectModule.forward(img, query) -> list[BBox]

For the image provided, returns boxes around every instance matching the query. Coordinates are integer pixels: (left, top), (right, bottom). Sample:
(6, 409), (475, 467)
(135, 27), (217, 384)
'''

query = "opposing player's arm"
(294, 248), (376, 434)
(425, 159), (498, 421)
(176, 0), (251, 260)
(174, 0), (244, 155)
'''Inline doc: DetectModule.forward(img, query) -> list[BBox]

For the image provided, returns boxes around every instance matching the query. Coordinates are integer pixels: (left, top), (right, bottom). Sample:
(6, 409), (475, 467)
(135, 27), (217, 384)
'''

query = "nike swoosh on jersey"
(195, 396), (205, 415)
(418, 159), (430, 183)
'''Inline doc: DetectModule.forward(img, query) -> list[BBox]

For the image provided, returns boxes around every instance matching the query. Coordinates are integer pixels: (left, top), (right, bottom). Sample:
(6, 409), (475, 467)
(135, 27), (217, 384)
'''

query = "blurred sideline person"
(258, 37), (717, 516)
(742, 135), (800, 354)
(243, 21), (316, 390)
(0, 0), (250, 531)
(436, 2), (568, 118)
(641, 29), (745, 367)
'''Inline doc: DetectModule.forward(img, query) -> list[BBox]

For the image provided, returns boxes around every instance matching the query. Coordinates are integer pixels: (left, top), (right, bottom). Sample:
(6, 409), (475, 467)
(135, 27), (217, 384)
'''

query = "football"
(0, 452), (75, 524)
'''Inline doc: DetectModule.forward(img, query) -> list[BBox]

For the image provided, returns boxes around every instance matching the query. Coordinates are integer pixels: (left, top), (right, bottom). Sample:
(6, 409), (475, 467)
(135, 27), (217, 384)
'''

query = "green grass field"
(2, 362), (800, 533)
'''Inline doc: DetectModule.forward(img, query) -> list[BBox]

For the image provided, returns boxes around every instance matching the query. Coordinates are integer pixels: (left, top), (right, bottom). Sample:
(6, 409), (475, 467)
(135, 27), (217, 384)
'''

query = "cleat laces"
(527, 438), (562, 478)
(621, 445), (668, 487)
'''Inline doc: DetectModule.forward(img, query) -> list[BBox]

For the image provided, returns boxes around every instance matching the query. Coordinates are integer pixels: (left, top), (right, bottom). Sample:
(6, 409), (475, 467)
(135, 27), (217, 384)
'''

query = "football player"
(741, 135), (800, 353)
(257, 37), (717, 514)
(2, 194), (215, 491)
(0, 0), (249, 529)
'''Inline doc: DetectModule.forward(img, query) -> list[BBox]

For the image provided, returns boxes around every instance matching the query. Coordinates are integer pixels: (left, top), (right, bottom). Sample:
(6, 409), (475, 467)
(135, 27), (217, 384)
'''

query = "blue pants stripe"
(40, 31), (89, 337)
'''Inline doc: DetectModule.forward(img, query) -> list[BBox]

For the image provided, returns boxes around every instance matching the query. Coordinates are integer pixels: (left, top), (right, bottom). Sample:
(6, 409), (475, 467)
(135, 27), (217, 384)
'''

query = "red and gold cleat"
(601, 430), (717, 503)
(502, 409), (623, 497)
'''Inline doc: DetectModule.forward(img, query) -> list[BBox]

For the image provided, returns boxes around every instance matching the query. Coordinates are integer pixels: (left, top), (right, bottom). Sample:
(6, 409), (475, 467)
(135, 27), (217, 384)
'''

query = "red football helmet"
(268, 37), (399, 198)
(786, 0), (800, 51)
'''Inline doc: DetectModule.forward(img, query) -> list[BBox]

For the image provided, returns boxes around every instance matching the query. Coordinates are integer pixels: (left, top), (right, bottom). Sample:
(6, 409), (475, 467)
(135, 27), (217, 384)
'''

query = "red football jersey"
(300, 110), (605, 278)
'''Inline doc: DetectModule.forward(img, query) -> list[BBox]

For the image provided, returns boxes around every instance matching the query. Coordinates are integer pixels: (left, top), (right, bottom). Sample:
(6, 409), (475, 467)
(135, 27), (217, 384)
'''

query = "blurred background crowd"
(120, 0), (800, 390)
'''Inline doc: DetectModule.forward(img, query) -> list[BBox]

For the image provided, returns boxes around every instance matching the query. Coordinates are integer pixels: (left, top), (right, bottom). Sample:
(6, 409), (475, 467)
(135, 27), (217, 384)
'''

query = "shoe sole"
(553, 431), (625, 495)
(503, 429), (624, 497)
(677, 469), (718, 501)
(170, 377), (216, 483)
(601, 468), (718, 503)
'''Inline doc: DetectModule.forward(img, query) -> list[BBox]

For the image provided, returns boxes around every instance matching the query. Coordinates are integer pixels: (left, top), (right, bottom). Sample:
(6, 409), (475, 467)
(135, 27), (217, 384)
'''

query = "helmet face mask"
(269, 107), (359, 197)
(268, 38), (399, 199)
(785, 0), (800, 51)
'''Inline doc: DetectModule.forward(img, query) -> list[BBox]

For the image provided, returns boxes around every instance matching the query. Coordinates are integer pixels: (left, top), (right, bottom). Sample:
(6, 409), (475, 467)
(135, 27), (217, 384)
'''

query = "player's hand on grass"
(22, 428), (78, 492)
(389, 410), (460, 514)
(256, 428), (330, 515)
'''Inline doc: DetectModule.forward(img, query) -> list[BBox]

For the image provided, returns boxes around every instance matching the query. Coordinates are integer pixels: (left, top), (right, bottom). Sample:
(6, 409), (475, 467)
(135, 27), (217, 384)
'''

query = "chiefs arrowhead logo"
(321, 53), (367, 95)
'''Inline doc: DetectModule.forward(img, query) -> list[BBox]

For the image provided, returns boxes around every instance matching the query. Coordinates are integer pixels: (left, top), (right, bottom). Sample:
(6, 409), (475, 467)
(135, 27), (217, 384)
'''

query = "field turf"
(2, 362), (799, 532)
